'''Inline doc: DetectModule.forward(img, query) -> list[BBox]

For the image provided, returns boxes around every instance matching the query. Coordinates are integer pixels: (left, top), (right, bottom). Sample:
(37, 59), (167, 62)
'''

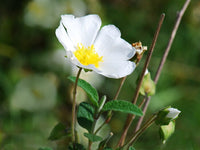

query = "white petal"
(94, 25), (135, 61)
(95, 61), (136, 78)
(55, 22), (75, 53)
(61, 14), (101, 47)
(166, 108), (181, 119)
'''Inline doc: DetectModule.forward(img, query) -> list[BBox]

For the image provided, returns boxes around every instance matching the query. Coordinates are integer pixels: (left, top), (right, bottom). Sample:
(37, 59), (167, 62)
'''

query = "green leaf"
(68, 76), (99, 107)
(84, 133), (103, 142)
(103, 148), (113, 150)
(38, 148), (53, 150)
(48, 122), (70, 141)
(128, 146), (136, 150)
(102, 100), (143, 116)
(68, 143), (86, 150)
(77, 102), (95, 132)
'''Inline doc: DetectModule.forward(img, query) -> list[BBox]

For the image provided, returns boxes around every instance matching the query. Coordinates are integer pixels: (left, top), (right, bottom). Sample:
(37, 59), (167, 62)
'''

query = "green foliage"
(128, 146), (136, 150)
(48, 122), (70, 141)
(103, 148), (113, 150)
(102, 100), (143, 116)
(68, 143), (86, 150)
(98, 132), (113, 149)
(38, 148), (53, 150)
(77, 102), (95, 132)
(68, 76), (99, 107)
(84, 133), (103, 142)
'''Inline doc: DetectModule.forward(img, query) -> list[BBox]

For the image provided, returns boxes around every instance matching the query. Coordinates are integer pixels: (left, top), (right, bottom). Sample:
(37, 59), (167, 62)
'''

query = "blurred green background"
(0, 0), (200, 149)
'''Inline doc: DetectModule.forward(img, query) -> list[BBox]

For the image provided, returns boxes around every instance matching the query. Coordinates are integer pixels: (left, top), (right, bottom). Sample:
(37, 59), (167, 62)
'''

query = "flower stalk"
(71, 67), (82, 143)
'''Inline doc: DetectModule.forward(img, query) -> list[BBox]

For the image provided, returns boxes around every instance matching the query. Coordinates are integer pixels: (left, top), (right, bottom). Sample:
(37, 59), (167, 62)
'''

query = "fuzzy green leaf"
(68, 76), (99, 107)
(48, 122), (69, 141)
(68, 143), (86, 150)
(102, 100), (143, 116)
(77, 102), (95, 132)
(84, 133), (103, 142)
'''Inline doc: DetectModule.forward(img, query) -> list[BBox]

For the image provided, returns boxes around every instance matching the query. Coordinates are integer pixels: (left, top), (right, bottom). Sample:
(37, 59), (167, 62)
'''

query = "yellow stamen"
(73, 43), (103, 68)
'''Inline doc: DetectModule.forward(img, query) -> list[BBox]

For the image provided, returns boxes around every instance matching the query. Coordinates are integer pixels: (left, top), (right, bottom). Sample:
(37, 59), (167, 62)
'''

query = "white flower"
(166, 108), (181, 119)
(56, 14), (136, 78)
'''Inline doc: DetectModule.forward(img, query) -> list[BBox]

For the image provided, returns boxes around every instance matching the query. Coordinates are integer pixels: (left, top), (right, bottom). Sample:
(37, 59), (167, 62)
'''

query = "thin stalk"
(117, 13), (165, 147)
(132, 13), (165, 105)
(88, 117), (98, 150)
(71, 68), (82, 143)
(94, 120), (106, 135)
(134, 0), (191, 132)
(113, 76), (127, 100)
(134, 96), (151, 132)
(124, 114), (157, 148)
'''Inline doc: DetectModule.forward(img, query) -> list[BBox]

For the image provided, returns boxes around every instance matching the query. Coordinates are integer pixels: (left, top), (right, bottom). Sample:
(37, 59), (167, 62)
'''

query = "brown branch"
(132, 13), (165, 105)
(134, 0), (191, 133)
(116, 13), (165, 147)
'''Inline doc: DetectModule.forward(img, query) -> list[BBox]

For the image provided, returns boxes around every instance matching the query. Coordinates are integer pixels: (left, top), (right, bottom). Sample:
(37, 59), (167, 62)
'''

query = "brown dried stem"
(117, 13), (165, 147)
(134, 0), (191, 133)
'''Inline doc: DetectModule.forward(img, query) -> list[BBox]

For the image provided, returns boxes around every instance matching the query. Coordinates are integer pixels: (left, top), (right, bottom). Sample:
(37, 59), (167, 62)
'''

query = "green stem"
(72, 68), (82, 143)
(88, 115), (98, 150)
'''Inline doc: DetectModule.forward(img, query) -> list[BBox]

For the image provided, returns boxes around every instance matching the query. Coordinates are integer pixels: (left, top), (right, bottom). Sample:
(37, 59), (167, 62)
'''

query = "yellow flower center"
(73, 43), (103, 68)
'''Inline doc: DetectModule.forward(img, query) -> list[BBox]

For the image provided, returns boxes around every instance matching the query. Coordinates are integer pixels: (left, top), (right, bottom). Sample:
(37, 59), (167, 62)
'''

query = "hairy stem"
(72, 68), (82, 143)
(117, 13), (165, 147)
(134, 0), (191, 133)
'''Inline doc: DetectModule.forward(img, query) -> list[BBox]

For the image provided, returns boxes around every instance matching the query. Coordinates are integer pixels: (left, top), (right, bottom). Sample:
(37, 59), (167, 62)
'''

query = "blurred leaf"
(38, 148), (53, 150)
(68, 76), (99, 107)
(48, 122), (69, 141)
(68, 143), (86, 150)
(128, 146), (136, 150)
(77, 102), (94, 132)
(84, 133), (103, 142)
(98, 132), (113, 149)
(103, 148), (113, 150)
(102, 100), (143, 116)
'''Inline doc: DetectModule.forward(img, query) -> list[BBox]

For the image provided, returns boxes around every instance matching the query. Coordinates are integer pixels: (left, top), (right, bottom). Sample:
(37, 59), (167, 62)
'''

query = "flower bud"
(97, 95), (107, 113)
(155, 106), (181, 125)
(139, 71), (156, 96)
(159, 121), (175, 144)
(166, 108), (181, 120)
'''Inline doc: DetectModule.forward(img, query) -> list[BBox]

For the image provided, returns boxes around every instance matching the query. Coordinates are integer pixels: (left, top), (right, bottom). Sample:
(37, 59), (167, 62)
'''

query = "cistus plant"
(40, 0), (190, 149)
